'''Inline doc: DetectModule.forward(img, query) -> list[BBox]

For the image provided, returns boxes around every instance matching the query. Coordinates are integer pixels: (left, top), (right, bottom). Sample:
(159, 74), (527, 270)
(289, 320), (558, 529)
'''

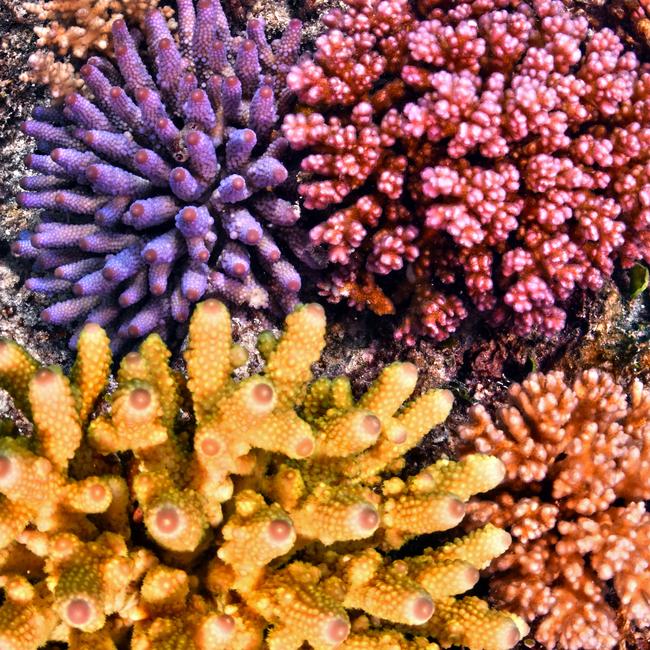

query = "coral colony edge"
(0, 300), (526, 649)
(15, 0), (309, 348)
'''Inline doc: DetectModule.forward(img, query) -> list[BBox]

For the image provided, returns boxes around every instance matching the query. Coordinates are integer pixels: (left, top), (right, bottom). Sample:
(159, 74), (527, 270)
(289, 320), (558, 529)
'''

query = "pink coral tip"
(129, 387), (151, 410)
(295, 437), (315, 457)
(215, 613), (235, 634)
(324, 617), (349, 645)
(252, 382), (274, 404)
(154, 505), (181, 535)
(66, 598), (92, 626)
(362, 414), (381, 436)
(200, 437), (221, 456)
(89, 483), (107, 501)
(355, 504), (380, 532)
(268, 519), (293, 543)
(407, 594), (434, 624)
(0, 455), (12, 480)
(245, 227), (261, 244)
(34, 368), (56, 385)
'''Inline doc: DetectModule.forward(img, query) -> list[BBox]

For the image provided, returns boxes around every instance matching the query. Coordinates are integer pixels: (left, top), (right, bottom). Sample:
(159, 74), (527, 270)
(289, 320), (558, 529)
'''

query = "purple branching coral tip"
(15, 1), (307, 348)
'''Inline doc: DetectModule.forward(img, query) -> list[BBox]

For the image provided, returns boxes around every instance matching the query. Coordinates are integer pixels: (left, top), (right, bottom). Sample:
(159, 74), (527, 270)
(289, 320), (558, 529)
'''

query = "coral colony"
(460, 370), (650, 650)
(5, 0), (650, 649)
(284, 0), (650, 343)
(15, 0), (305, 346)
(20, 0), (171, 99)
(0, 301), (526, 649)
(24, 0), (167, 59)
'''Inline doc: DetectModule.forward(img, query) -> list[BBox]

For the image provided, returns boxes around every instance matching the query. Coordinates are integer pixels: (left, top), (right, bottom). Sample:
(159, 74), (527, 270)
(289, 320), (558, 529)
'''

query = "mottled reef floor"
(1, 2), (650, 647)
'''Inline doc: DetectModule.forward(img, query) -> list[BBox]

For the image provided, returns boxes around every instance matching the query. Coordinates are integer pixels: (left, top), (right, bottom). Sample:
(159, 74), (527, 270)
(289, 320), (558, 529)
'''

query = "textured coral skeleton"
(20, 0), (170, 98)
(460, 368), (650, 650)
(15, 0), (309, 348)
(0, 299), (525, 650)
(283, 0), (650, 343)
(23, 0), (168, 57)
(20, 51), (83, 103)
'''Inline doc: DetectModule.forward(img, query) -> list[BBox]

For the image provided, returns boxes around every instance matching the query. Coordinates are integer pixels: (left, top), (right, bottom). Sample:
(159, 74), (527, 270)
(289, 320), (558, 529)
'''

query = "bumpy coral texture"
(20, 0), (170, 99)
(0, 299), (525, 650)
(23, 0), (167, 57)
(460, 369), (650, 650)
(20, 51), (83, 103)
(284, 0), (650, 343)
(15, 0), (307, 348)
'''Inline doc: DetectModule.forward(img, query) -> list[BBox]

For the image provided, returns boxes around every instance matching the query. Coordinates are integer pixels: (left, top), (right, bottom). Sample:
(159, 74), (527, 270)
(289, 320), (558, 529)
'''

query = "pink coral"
(283, 0), (650, 343)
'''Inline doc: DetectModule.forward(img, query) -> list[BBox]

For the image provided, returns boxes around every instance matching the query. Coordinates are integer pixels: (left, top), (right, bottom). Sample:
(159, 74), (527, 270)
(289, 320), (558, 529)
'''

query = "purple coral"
(15, 1), (305, 346)
(283, 0), (650, 344)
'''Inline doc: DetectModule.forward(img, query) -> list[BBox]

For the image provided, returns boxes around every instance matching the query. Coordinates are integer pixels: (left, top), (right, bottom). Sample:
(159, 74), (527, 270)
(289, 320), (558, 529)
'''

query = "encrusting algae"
(0, 300), (525, 650)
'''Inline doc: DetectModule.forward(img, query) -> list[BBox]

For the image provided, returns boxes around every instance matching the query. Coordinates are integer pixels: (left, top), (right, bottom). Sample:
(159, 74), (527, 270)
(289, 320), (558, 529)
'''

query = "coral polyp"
(284, 0), (650, 343)
(0, 299), (524, 649)
(14, 0), (306, 347)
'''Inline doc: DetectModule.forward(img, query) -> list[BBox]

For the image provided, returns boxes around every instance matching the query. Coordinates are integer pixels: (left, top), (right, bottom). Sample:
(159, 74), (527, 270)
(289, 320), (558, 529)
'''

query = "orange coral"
(23, 0), (170, 57)
(19, 52), (82, 102)
(20, 0), (172, 99)
(460, 369), (650, 650)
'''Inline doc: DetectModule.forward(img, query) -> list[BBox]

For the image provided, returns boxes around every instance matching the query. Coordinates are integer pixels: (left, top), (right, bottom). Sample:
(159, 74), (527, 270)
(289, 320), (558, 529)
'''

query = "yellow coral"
(423, 597), (527, 650)
(0, 300), (519, 650)
(0, 339), (38, 417)
(0, 576), (56, 650)
(29, 367), (83, 471)
(71, 323), (112, 425)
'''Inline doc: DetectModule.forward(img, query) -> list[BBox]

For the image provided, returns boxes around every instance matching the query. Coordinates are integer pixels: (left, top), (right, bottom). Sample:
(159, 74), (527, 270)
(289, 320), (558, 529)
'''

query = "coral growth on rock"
(460, 368), (650, 650)
(0, 299), (525, 650)
(20, 51), (83, 103)
(20, 0), (171, 98)
(23, 0), (168, 57)
(284, 0), (650, 343)
(15, 0), (308, 348)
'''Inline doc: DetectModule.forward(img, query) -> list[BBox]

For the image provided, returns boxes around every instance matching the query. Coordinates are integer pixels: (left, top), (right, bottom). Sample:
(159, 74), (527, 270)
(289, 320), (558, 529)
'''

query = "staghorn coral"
(0, 299), (525, 650)
(14, 0), (309, 349)
(459, 368), (650, 650)
(283, 0), (650, 343)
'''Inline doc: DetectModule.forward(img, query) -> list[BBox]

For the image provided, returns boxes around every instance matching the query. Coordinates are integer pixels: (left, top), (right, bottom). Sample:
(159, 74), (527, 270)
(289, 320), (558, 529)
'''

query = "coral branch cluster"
(20, 0), (170, 99)
(15, 0), (307, 348)
(20, 51), (83, 102)
(24, 0), (166, 58)
(460, 369), (650, 650)
(0, 300), (523, 650)
(284, 0), (650, 342)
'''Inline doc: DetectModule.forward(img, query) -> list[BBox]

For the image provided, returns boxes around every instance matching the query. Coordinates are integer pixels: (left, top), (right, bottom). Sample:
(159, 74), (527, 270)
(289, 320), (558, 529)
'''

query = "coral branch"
(461, 368), (650, 649)
(0, 300), (522, 649)
(284, 0), (650, 342)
